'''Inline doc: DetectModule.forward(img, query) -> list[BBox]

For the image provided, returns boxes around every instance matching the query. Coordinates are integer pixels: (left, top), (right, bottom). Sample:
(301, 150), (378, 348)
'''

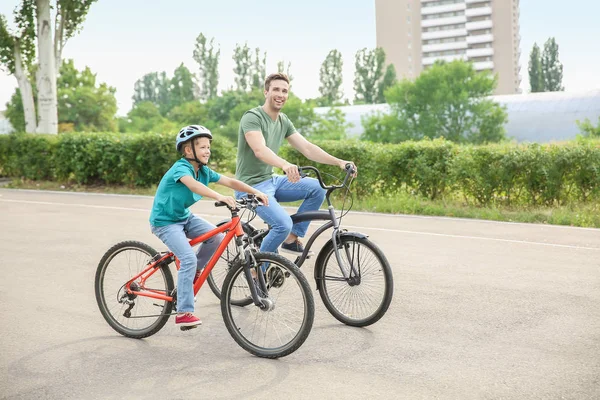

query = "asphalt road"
(0, 189), (599, 400)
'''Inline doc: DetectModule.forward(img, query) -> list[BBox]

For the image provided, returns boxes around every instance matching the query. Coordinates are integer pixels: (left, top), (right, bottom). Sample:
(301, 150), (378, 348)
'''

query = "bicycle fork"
(328, 206), (360, 282)
(236, 237), (272, 310)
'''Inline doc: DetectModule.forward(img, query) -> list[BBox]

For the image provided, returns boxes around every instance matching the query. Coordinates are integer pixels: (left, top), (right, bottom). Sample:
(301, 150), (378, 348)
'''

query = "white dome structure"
(314, 89), (600, 143)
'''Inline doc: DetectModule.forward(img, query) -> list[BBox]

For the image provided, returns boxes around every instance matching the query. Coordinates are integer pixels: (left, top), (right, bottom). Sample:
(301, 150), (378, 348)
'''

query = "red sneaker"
(175, 314), (202, 327)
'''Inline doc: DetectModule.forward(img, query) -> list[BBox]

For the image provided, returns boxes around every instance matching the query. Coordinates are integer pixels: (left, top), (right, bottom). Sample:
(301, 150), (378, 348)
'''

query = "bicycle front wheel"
(95, 241), (174, 339)
(221, 252), (315, 359)
(316, 236), (393, 327)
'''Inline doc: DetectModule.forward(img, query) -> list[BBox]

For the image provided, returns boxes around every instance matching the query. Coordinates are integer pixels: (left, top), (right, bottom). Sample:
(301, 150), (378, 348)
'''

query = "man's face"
(264, 79), (289, 110)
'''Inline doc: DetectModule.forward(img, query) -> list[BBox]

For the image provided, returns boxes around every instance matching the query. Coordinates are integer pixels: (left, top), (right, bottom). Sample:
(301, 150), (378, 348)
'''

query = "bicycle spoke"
(318, 237), (393, 326)
(95, 242), (174, 339)
(221, 253), (314, 358)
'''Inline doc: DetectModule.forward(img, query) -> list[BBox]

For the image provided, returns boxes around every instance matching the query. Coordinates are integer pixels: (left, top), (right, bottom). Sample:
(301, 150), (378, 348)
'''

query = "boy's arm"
(217, 175), (270, 206)
(179, 175), (237, 208)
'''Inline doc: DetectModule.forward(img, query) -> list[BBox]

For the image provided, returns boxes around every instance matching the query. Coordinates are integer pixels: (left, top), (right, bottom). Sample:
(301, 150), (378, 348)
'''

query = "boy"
(150, 125), (269, 328)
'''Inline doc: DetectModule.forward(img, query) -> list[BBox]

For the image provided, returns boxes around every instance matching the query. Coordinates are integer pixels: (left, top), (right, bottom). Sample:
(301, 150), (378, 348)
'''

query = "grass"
(3, 178), (599, 228)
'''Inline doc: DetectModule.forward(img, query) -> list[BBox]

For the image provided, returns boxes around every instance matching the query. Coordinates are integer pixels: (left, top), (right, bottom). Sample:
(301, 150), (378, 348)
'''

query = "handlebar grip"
(214, 201), (227, 207)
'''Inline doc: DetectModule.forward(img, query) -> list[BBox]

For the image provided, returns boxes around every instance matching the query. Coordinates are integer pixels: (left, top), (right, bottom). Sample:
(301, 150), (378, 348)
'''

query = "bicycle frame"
(248, 165), (361, 280)
(125, 214), (246, 302)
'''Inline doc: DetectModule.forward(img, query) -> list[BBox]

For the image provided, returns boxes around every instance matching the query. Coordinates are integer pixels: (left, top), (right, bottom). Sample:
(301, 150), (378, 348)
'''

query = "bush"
(0, 131), (235, 186)
(1, 132), (598, 206)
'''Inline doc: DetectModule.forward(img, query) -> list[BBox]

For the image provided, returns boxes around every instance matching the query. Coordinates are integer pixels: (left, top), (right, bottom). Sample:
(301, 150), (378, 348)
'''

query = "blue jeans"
(151, 214), (224, 313)
(235, 175), (326, 253)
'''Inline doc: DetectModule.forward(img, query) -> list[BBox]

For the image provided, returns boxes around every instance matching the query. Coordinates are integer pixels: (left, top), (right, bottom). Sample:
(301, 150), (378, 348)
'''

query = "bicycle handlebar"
(298, 163), (355, 191)
(214, 194), (264, 211)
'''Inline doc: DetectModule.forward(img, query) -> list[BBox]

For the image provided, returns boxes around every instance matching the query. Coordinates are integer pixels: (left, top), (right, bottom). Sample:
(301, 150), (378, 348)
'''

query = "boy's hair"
(264, 73), (290, 91)
(180, 142), (192, 156)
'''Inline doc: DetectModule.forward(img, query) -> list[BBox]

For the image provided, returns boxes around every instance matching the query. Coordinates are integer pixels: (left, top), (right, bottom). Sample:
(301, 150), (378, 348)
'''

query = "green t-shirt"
(236, 106), (297, 186)
(149, 159), (221, 227)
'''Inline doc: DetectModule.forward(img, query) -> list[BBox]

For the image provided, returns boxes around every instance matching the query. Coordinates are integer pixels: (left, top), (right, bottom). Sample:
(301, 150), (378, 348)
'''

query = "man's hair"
(264, 73), (290, 91)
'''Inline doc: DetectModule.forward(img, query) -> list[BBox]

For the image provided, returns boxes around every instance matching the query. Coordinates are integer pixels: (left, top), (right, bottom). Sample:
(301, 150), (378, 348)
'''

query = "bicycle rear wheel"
(95, 241), (174, 339)
(315, 236), (393, 327)
(221, 252), (314, 359)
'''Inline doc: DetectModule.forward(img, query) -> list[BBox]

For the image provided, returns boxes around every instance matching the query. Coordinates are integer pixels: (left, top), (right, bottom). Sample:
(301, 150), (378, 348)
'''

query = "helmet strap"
(184, 138), (206, 167)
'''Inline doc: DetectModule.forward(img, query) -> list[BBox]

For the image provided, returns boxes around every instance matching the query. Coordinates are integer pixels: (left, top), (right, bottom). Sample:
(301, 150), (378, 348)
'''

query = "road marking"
(2, 198), (598, 251)
(342, 224), (599, 251)
(2, 188), (599, 232)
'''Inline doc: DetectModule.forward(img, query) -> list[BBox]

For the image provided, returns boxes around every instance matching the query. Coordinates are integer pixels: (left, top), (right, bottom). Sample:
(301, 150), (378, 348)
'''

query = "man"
(235, 72), (357, 255)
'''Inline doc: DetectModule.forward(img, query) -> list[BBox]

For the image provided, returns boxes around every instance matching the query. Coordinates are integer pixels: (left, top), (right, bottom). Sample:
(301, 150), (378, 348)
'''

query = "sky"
(0, 0), (599, 117)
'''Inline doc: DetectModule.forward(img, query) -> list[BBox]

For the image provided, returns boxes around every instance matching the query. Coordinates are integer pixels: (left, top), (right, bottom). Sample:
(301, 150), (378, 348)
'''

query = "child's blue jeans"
(151, 214), (224, 313)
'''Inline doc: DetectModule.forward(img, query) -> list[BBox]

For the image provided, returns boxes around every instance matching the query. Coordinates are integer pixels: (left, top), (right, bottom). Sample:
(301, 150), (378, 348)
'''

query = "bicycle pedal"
(180, 325), (198, 332)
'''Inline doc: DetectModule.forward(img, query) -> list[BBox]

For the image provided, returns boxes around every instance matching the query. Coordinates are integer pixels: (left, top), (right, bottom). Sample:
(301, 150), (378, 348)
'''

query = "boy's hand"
(216, 195), (237, 209)
(254, 192), (269, 206)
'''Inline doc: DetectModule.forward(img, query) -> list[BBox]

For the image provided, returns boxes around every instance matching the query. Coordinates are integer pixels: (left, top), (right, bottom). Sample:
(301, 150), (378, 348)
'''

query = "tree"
(276, 60), (292, 84)
(377, 64), (397, 104)
(318, 49), (344, 106)
(361, 60), (507, 144)
(132, 65), (197, 116)
(4, 89), (28, 132)
(192, 33), (220, 101)
(232, 42), (252, 91)
(305, 107), (353, 140)
(132, 71), (170, 113)
(528, 43), (543, 92)
(541, 37), (564, 92)
(118, 101), (177, 133)
(57, 59), (117, 131)
(0, 0), (97, 133)
(251, 48), (267, 89)
(169, 63), (196, 111)
(167, 101), (208, 127)
(5, 59), (117, 132)
(577, 117), (600, 138)
(353, 47), (386, 104)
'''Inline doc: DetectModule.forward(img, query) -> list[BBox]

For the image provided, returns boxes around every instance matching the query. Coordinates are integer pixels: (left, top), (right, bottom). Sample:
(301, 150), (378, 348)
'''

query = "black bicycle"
(207, 164), (394, 327)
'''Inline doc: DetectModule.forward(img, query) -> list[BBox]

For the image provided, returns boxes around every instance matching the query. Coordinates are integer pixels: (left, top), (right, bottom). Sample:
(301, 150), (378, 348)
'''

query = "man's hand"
(254, 191), (270, 206)
(216, 194), (237, 209)
(282, 162), (301, 183)
(339, 160), (358, 177)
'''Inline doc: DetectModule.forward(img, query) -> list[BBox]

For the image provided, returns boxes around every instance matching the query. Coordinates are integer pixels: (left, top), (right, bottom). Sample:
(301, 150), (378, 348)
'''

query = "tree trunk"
(35, 0), (58, 134)
(54, 6), (65, 73)
(13, 42), (37, 133)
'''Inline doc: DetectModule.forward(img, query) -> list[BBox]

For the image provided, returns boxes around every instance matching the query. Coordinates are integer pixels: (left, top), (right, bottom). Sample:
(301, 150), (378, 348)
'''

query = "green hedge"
(0, 131), (236, 187)
(281, 138), (600, 205)
(1, 132), (599, 206)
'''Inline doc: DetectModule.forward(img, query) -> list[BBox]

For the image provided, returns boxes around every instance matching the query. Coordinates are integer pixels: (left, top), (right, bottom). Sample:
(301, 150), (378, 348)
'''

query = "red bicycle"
(94, 196), (315, 359)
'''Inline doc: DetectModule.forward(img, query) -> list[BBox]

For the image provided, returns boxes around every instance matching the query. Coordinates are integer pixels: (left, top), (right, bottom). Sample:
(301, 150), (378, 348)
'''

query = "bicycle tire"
(315, 236), (393, 327)
(207, 221), (254, 306)
(221, 252), (315, 359)
(95, 241), (174, 339)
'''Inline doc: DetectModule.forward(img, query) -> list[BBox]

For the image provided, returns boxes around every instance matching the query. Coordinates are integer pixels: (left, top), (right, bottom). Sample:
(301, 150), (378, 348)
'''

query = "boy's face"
(264, 79), (289, 110)
(185, 137), (211, 164)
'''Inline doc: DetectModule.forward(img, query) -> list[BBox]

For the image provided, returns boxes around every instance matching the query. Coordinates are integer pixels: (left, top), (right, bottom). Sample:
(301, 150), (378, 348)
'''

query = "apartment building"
(375, 0), (521, 94)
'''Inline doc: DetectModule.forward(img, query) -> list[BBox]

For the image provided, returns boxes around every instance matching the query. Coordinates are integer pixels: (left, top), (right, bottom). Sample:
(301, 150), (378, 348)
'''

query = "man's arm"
(245, 131), (302, 182)
(286, 132), (356, 173)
